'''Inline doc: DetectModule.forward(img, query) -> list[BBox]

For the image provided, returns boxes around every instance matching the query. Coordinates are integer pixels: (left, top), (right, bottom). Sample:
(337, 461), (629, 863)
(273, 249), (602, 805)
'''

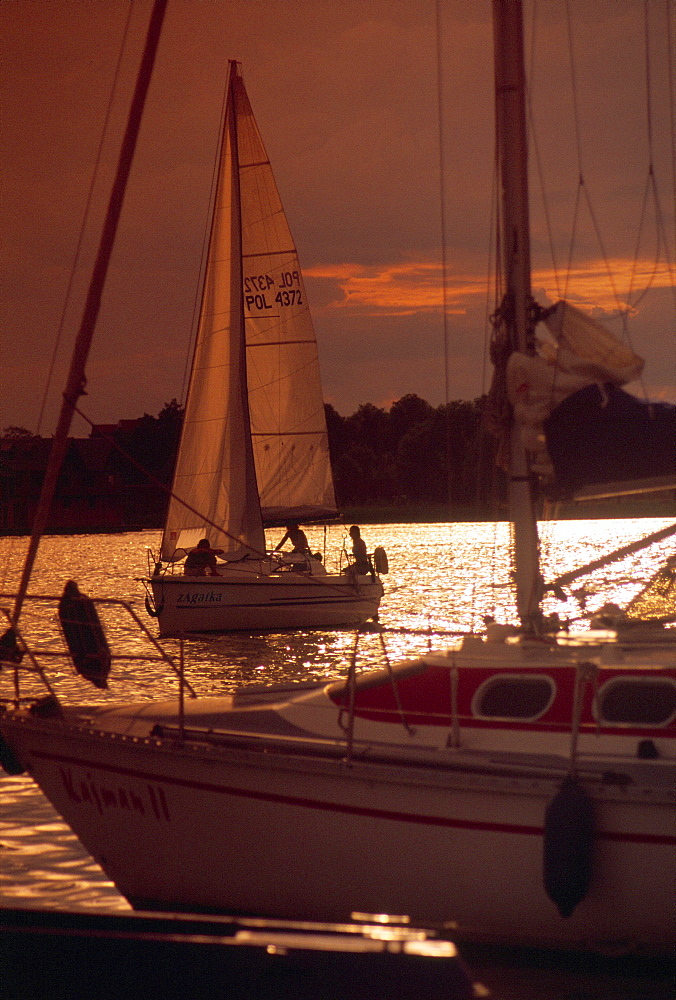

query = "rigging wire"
(523, 0), (557, 565)
(434, 0), (466, 609)
(523, 0), (675, 449)
(482, 169), (505, 616)
(434, 0), (451, 412)
(435, 1), (504, 622)
(1, 6), (130, 597)
(35, 4), (135, 436)
(434, 0), (453, 538)
(624, 2), (675, 318)
(668, 0), (676, 266)
(561, 0), (673, 326)
(561, 0), (623, 312)
(526, 0), (562, 301)
(13, 0), (169, 626)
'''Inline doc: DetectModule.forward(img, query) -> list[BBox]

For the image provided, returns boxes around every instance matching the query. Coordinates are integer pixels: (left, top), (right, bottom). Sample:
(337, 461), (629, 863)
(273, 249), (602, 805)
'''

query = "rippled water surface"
(1, 518), (673, 704)
(1, 520), (674, 998)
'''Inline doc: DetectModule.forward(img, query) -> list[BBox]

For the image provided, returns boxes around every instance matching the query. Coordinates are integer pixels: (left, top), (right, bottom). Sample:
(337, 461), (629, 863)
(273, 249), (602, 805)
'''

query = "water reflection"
(1, 519), (674, 707)
(0, 774), (130, 911)
(1, 518), (674, 996)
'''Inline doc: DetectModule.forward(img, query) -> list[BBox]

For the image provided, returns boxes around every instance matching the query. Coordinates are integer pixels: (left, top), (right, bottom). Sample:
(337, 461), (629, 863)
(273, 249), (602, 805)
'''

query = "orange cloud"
(305, 257), (674, 318)
(305, 261), (477, 316)
(534, 259), (674, 314)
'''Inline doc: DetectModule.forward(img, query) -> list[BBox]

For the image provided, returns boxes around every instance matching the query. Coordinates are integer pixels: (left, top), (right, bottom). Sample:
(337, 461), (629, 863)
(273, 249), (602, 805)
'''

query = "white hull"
(149, 571), (383, 633)
(3, 681), (673, 954)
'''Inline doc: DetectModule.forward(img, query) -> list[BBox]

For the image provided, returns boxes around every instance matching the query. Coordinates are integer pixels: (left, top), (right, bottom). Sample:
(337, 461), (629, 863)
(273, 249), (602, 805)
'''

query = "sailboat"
(1, 0), (674, 955)
(143, 61), (383, 635)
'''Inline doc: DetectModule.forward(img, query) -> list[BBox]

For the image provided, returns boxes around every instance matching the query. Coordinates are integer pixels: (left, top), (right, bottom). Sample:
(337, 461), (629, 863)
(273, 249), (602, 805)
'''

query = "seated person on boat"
(345, 525), (374, 580)
(274, 523), (312, 567)
(274, 523), (310, 555)
(183, 538), (223, 576)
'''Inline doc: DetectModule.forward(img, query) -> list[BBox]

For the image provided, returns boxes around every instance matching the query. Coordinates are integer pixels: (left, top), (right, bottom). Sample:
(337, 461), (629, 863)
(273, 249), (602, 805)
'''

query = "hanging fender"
(58, 581), (111, 690)
(543, 776), (595, 918)
(0, 627), (23, 666)
(373, 547), (389, 575)
(0, 732), (25, 775)
(145, 594), (164, 618)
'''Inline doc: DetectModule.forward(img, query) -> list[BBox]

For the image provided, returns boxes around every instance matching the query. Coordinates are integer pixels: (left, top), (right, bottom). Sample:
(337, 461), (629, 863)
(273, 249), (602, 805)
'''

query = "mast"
(12, 0), (167, 624)
(226, 62), (267, 551)
(492, 0), (543, 630)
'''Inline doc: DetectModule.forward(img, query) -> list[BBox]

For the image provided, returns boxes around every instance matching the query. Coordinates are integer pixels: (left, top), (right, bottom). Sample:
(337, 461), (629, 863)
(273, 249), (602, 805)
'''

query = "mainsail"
(161, 63), (337, 561)
(235, 70), (337, 528)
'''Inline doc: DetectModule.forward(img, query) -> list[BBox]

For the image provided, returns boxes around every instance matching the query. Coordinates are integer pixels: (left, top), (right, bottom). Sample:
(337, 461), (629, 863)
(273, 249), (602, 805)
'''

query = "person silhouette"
(274, 523), (309, 555)
(348, 525), (371, 576)
(184, 538), (222, 576)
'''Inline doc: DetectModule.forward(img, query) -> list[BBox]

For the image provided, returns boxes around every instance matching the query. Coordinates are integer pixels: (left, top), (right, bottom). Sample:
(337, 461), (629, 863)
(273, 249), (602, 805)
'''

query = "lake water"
(1, 519), (674, 999)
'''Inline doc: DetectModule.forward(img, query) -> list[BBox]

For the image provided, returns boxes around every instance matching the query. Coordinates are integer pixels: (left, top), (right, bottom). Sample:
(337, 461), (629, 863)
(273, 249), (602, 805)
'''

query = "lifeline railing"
(0, 593), (196, 710)
(338, 622), (474, 761)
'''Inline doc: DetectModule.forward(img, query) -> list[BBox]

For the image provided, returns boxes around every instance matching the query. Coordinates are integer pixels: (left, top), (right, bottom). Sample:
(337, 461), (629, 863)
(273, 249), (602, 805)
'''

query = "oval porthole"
(472, 674), (555, 720)
(597, 678), (676, 726)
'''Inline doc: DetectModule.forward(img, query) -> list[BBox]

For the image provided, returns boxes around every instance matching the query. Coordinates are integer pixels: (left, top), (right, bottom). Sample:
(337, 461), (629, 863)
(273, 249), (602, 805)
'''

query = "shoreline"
(0, 501), (673, 538)
(341, 499), (675, 525)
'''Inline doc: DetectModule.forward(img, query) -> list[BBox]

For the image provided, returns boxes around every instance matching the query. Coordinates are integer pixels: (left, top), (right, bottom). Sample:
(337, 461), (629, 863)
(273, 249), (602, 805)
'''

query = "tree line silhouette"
(2, 394), (500, 519)
(325, 395), (498, 509)
(95, 393), (499, 511)
(3, 393), (669, 530)
(115, 394), (500, 511)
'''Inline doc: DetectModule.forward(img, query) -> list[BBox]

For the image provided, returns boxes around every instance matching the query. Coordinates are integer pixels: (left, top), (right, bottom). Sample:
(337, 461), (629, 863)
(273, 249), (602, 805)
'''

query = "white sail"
(161, 64), (265, 561)
(161, 64), (337, 562)
(234, 70), (337, 527)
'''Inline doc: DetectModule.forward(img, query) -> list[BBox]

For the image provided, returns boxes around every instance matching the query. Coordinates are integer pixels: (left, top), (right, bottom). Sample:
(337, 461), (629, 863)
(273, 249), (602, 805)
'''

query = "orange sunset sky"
(2, 0), (674, 436)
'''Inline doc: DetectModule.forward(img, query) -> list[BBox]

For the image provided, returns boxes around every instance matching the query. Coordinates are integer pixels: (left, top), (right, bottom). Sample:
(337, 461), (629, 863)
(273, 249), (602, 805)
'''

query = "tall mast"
(492, 0), (542, 630)
(225, 62), (266, 550)
(12, 0), (167, 623)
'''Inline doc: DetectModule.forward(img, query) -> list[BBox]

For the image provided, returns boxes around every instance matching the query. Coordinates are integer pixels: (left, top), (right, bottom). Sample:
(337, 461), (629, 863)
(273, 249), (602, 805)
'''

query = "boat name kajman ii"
(59, 766), (171, 823)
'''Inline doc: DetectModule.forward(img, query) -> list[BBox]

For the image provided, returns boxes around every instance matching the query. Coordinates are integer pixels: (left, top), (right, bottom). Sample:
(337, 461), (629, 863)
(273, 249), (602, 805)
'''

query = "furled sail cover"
(505, 300), (675, 493)
(232, 69), (338, 527)
(161, 65), (266, 562)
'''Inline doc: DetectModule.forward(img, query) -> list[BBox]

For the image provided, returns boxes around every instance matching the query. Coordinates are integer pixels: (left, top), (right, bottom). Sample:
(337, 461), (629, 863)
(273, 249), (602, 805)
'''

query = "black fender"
(0, 732), (25, 775)
(543, 776), (594, 918)
(0, 627), (23, 666)
(58, 581), (111, 690)
(145, 594), (164, 618)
